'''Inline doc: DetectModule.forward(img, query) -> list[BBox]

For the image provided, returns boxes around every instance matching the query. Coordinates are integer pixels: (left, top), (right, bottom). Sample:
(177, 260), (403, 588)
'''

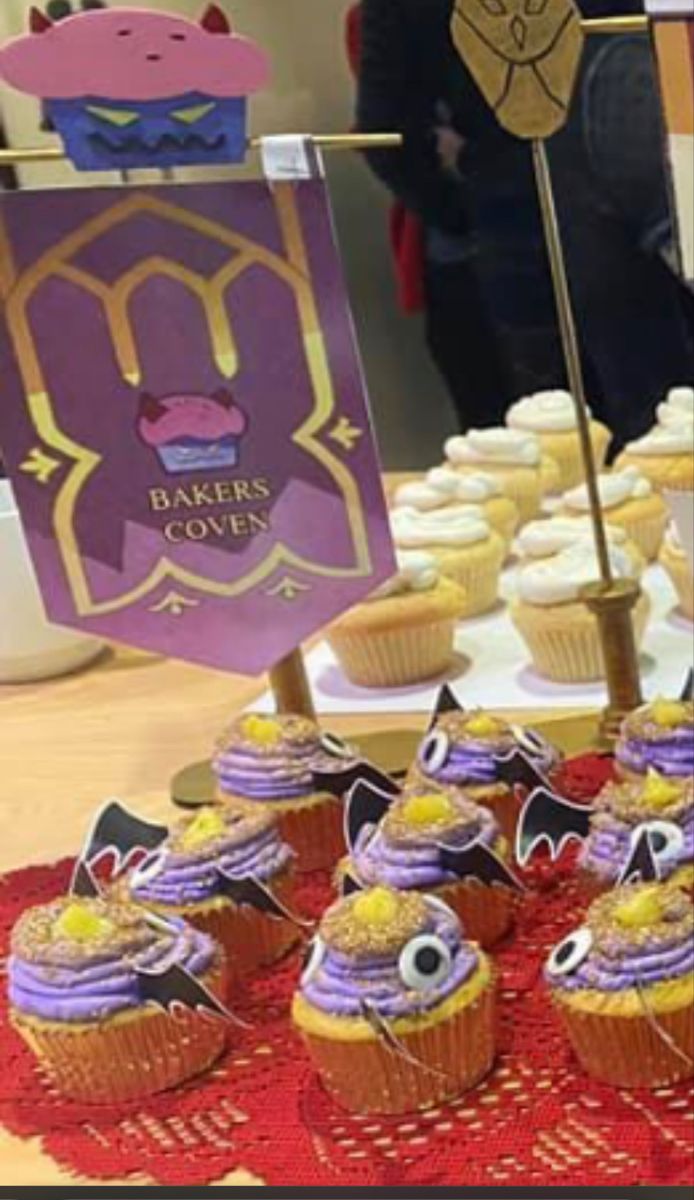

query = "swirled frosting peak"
(393, 467), (502, 511)
(516, 516), (627, 559)
(351, 785), (499, 890)
(507, 390), (585, 433)
(370, 549), (440, 599)
(446, 428), (541, 468)
(213, 713), (327, 801)
(8, 897), (217, 1022)
(625, 424), (694, 457)
(563, 466), (652, 511)
(298, 887), (479, 1018)
(616, 700), (694, 778)
(657, 387), (694, 427)
(546, 882), (693, 992)
(517, 542), (635, 605)
(390, 505), (491, 548)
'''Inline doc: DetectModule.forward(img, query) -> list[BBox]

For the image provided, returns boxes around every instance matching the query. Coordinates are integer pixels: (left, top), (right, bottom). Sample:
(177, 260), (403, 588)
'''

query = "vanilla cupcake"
(445, 429), (552, 522)
(559, 467), (669, 562)
(515, 516), (645, 576)
(660, 523), (694, 621)
(393, 466), (519, 548)
(510, 542), (650, 683)
(390, 506), (505, 618)
(506, 389), (611, 491)
(327, 550), (466, 688)
(616, 388), (694, 492)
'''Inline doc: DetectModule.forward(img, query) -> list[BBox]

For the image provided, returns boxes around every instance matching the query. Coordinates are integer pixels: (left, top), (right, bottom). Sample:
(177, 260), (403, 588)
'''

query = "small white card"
(259, 135), (324, 181)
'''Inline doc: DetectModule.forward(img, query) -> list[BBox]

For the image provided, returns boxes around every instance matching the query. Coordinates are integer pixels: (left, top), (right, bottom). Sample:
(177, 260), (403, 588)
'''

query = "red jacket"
(346, 4), (425, 314)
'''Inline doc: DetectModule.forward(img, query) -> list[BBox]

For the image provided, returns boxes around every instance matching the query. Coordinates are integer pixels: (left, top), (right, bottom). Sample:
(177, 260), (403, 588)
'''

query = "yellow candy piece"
(640, 769), (682, 811)
(353, 887), (399, 927)
(54, 903), (114, 943)
(466, 713), (501, 737)
(614, 888), (664, 930)
(403, 792), (455, 827)
(242, 715), (283, 746)
(181, 807), (227, 850)
(650, 698), (687, 729)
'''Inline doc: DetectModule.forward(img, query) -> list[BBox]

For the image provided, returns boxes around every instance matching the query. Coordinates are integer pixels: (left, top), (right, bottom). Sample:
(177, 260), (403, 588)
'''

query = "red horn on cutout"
(212, 388), (234, 408)
(29, 7), (53, 32)
(200, 4), (231, 34)
(140, 393), (166, 421)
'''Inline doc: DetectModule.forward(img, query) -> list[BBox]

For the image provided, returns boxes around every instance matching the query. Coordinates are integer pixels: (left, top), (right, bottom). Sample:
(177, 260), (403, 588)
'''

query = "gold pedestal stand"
(582, 578), (644, 744)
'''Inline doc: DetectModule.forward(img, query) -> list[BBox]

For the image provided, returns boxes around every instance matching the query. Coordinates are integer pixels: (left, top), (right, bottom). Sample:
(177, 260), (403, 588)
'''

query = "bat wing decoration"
(360, 999), (450, 1081)
(680, 669), (693, 701)
(516, 786), (593, 866)
(345, 779), (399, 853)
(618, 828), (662, 886)
(216, 869), (313, 929)
(312, 759), (401, 800)
(69, 858), (103, 898)
(136, 962), (248, 1026)
(340, 870), (365, 897)
(80, 799), (169, 873)
(438, 840), (525, 893)
(494, 748), (550, 793)
(427, 683), (464, 729)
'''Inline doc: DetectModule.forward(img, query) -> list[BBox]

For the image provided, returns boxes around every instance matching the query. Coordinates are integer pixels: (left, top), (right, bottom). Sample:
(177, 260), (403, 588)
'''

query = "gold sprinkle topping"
(649, 698), (689, 729)
(402, 792), (456, 827)
(613, 886), (665, 930)
(587, 881), (692, 949)
(640, 769), (685, 811)
(241, 715), (283, 746)
(53, 902), (115, 944)
(465, 713), (504, 738)
(593, 775), (691, 824)
(321, 887), (428, 957)
(179, 806), (228, 850)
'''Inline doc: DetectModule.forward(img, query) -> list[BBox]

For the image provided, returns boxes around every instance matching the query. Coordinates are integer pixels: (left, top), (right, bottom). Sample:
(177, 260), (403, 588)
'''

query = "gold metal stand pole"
(269, 649), (316, 719)
(530, 139), (643, 740)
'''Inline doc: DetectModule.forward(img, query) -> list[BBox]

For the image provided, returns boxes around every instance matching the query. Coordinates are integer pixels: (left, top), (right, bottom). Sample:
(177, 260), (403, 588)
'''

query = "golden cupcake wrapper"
(435, 878), (513, 949)
(661, 548), (694, 620)
(554, 993), (694, 1088)
(328, 619), (457, 689)
(611, 509), (669, 563)
(511, 593), (650, 683)
(537, 425), (611, 492)
(299, 980), (496, 1114)
(11, 969), (227, 1105)
(183, 873), (300, 982)
(277, 795), (346, 873)
(484, 496), (519, 548)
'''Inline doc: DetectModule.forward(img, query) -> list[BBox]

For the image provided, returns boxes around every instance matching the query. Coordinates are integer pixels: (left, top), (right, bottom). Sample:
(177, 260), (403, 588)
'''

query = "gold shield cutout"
(0, 186), (373, 618)
(451, 0), (584, 139)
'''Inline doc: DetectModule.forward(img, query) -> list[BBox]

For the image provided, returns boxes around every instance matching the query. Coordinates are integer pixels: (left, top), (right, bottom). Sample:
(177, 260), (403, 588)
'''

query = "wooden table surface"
(0, 642), (594, 1186)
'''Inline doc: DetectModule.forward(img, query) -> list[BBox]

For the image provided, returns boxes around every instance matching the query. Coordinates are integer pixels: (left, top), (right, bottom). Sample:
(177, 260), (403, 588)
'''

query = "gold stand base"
(582, 577), (643, 749)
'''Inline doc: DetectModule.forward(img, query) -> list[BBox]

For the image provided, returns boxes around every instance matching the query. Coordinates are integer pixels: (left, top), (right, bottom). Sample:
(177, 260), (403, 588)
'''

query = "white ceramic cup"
(0, 479), (104, 683)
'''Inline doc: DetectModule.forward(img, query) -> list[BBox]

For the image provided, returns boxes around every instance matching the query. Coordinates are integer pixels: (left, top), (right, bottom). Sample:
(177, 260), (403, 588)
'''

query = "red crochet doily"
(0, 754), (692, 1187)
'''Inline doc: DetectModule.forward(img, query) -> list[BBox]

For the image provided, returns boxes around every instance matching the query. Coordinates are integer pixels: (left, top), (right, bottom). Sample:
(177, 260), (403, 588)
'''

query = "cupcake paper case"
(0, 6), (270, 170)
(8, 896), (227, 1104)
(546, 882), (694, 1088)
(390, 505), (505, 618)
(445, 428), (551, 522)
(559, 467), (669, 563)
(129, 802), (300, 981)
(615, 699), (694, 781)
(292, 886), (495, 1113)
(345, 785), (517, 948)
(506, 389), (611, 491)
(213, 714), (344, 872)
(660, 523), (694, 621)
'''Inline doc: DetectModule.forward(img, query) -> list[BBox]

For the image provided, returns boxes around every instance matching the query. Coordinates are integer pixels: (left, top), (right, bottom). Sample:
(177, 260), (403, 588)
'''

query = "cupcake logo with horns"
(0, 4), (270, 170)
(137, 388), (248, 475)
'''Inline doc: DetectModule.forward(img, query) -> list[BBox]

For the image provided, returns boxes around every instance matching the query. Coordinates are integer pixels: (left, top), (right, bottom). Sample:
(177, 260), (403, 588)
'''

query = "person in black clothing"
(356, 0), (694, 445)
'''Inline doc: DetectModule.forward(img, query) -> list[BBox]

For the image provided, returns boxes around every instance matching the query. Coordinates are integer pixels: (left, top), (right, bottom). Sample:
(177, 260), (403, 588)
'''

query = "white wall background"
(0, 0), (456, 467)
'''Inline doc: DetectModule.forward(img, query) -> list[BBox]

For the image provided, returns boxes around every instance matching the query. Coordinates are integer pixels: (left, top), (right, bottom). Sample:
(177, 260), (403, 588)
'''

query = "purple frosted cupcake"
(129, 802), (298, 980)
(413, 709), (560, 842)
(213, 714), (344, 872)
(8, 897), (225, 1103)
(615, 699), (694, 780)
(579, 773), (694, 894)
(345, 786), (514, 947)
(292, 886), (495, 1112)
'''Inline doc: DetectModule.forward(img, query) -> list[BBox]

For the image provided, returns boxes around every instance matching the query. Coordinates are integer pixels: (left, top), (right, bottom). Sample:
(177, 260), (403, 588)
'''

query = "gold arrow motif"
(19, 446), (61, 485)
(149, 591), (200, 617)
(267, 576), (311, 601)
(328, 417), (364, 452)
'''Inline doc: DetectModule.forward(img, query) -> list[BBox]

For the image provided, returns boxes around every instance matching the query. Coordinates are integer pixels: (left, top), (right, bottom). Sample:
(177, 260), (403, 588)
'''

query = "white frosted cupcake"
(616, 388), (694, 492)
(515, 516), (645, 576)
(445, 429), (552, 522)
(510, 542), (650, 682)
(559, 467), (669, 562)
(506, 389), (611, 490)
(393, 466), (519, 548)
(660, 523), (694, 621)
(390, 505), (505, 618)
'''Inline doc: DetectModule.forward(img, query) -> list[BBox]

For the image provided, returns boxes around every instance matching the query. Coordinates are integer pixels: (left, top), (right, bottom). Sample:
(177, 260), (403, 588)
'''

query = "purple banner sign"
(0, 181), (394, 674)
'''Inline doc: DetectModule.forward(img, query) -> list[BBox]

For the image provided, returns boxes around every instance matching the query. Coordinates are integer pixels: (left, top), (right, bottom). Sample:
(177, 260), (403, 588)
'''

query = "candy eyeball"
(546, 927), (593, 977)
(511, 724), (552, 759)
(300, 935), (326, 986)
(399, 933), (452, 991)
(632, 820), (684, 865)
(418, 729), (451, 775)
